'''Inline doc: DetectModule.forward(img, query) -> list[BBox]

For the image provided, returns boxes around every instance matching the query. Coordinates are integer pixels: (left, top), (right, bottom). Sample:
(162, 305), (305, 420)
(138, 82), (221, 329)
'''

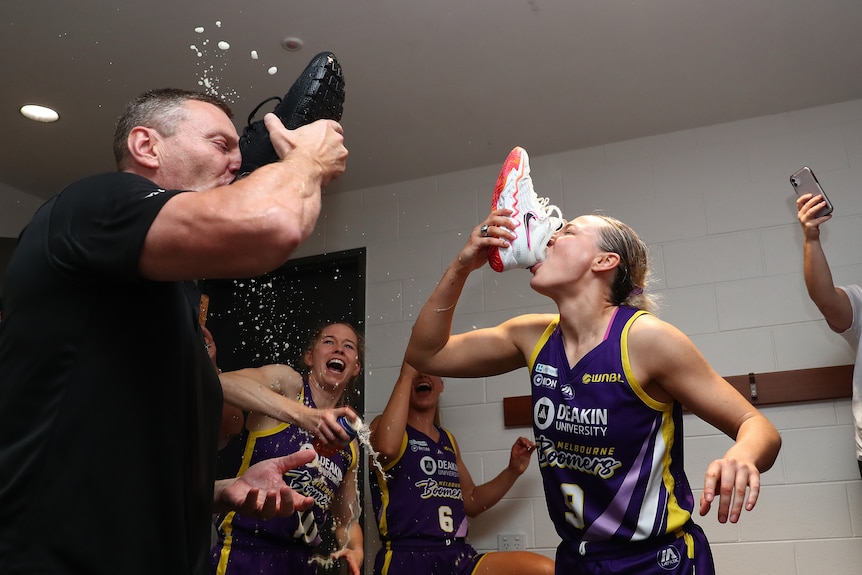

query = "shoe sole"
(488, 147), (527, 272)
(276, 51), (345, 129)
(238, 51), (345, 175)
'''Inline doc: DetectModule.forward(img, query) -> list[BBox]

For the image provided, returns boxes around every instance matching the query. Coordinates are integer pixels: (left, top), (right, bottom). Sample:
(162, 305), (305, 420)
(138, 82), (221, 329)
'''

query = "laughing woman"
(369, 360), (554, 575)
(210, 322), (365, 575)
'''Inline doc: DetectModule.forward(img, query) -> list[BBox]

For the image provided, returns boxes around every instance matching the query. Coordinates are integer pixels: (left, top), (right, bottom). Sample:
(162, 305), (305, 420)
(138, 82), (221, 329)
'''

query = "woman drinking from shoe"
(404, 206), (780, 575)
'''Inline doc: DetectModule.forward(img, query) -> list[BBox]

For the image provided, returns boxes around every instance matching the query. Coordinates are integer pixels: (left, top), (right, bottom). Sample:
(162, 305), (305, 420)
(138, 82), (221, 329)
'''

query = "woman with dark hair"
(405, 207), (781, 575)
(210, 322), (365, 575)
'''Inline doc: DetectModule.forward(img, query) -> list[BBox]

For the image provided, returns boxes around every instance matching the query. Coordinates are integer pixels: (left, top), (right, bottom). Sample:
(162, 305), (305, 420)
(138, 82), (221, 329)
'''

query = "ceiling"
(3, 0), (862, 201)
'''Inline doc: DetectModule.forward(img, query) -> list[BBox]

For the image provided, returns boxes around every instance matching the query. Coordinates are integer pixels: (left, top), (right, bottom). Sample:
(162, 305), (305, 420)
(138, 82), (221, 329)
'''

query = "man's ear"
(126, 126), (160, 169)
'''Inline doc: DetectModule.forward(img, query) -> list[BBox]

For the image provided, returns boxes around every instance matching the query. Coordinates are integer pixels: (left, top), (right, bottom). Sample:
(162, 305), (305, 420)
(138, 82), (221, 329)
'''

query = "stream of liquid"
(308, 418), (388, 569)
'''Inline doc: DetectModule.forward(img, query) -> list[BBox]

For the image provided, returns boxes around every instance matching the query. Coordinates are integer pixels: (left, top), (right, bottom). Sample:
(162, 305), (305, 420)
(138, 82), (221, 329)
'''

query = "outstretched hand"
(216, 449), (316, 519)
(699, 456), (761, 524)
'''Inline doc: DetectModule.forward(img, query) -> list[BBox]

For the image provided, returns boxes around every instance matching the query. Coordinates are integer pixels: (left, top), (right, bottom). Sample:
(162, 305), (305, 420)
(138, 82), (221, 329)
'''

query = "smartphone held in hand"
(790, 166), (834, 218)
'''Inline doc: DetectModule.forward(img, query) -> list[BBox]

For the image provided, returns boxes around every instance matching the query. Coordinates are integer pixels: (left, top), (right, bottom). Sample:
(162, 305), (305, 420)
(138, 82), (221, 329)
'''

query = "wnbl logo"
(656, 545), (681, 570)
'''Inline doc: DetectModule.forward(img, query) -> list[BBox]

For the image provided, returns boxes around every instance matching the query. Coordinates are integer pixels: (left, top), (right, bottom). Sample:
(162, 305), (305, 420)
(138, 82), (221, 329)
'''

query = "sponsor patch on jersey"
(582, 372), (624, 384)
(560, 383), (574, 400)
(409, 438), (431, 452)
(533, 372), (558, 389)
(315, 453), (345, 484)
(656, 545), (681, 570)
(420, 455), (437, 475)
(535, 363), (559, 377)
(534, 396), (555, 430)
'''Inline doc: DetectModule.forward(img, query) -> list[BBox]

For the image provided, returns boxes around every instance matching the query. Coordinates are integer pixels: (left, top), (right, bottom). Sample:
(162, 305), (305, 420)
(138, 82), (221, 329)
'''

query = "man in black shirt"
(0, 88), (348, 575)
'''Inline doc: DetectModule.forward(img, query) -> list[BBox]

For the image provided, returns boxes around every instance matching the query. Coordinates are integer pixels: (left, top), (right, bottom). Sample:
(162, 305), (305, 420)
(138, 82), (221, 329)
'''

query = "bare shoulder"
(627, 312), (725, 404)
(503, 312), (558, 329)
(503, 313), (559, 351)
(628, 313), (690, 348)
(626, 313), (705, 380)
(248, 363), (303, 394)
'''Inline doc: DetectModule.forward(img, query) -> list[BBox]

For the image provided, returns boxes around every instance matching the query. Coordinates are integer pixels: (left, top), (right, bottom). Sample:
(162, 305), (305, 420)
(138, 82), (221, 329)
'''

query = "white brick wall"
(349, 99), (862, 574)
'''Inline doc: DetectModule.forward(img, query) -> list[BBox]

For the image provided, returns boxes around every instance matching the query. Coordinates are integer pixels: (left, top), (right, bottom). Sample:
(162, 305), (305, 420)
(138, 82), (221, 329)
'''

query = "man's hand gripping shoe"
(487, 147), (564, 272)
(238, 51), (345, 177)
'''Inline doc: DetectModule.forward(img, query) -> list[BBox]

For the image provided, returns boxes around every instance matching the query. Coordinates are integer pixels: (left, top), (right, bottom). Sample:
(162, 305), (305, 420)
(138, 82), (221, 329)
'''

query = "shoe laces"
(536, 195), (563, 221)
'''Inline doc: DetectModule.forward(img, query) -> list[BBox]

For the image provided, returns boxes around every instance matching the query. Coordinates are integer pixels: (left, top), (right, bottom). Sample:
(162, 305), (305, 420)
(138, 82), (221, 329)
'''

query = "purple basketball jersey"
(529, 306), (694, 546)
(370, 425), (469, 541)
(212, 378), (357, 572)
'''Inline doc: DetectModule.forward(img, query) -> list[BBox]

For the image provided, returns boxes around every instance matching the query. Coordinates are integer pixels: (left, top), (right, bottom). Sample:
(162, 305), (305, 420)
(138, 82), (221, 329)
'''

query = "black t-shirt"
(0, 172), (223, 575)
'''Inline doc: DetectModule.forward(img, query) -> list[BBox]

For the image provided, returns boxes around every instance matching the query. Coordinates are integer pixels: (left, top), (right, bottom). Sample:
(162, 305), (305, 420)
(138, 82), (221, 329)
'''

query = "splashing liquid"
(308, 416), (388, 569)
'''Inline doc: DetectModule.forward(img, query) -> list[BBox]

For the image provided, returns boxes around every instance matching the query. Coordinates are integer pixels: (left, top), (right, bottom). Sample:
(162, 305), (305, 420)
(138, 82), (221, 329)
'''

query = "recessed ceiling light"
(281, 36), (304, 52)
(20, 104), (59, 123)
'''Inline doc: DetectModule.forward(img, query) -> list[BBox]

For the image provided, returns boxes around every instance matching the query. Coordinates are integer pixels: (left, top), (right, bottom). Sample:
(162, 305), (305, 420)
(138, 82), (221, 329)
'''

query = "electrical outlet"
(497, 532), (526, 551)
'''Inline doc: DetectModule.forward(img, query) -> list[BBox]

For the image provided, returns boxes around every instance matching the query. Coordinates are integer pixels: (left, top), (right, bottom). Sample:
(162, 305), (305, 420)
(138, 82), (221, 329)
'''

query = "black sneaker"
(237, 51), (345, 176)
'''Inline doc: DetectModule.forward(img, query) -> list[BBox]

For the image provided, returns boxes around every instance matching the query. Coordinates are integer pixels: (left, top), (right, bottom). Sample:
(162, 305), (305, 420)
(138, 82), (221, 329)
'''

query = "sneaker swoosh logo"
(524, 212), (536, 250)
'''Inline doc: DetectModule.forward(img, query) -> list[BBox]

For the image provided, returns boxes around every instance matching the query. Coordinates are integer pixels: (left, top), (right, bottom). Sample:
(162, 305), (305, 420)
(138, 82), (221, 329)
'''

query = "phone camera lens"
(791, 178), (798, 187)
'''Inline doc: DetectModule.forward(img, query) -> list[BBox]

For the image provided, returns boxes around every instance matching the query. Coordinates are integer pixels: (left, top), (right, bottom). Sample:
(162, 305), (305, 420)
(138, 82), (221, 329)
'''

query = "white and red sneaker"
(487, 147), (564, 272)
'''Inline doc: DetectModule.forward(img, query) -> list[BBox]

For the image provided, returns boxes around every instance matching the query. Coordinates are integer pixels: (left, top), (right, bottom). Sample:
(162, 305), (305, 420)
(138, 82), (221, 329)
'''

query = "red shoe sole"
(488, 147), (525, 272)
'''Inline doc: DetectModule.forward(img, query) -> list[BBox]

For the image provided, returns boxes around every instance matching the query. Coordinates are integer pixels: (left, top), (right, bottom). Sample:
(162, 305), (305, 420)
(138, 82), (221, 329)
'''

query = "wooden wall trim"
(503, 395), (534, 428)
(503, 364), (854, 428)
